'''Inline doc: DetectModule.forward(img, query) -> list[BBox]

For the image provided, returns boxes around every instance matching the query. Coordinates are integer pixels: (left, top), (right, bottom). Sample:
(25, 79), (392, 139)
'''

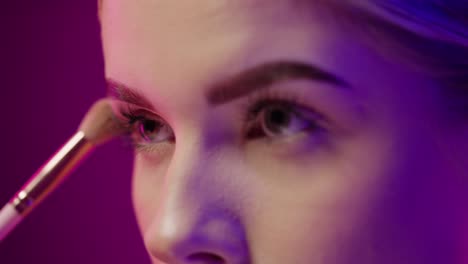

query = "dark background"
(0, 1), (149, 263)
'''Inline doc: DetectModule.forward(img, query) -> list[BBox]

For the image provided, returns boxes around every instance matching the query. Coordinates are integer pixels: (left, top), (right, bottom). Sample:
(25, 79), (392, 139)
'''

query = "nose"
(144, 145), (250, 264)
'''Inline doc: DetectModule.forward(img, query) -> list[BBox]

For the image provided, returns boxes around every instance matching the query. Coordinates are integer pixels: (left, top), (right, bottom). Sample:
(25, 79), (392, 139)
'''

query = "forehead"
(100, 0), (311, 22)
(99, 0), (306, 47)
(100, 0), (341, 101)
(99, 0), (324, 64)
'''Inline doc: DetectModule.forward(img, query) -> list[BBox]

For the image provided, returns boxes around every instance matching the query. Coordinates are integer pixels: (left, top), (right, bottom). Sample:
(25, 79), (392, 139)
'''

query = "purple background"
(0, 1), (149, 263)
(1, 1), (467, 264)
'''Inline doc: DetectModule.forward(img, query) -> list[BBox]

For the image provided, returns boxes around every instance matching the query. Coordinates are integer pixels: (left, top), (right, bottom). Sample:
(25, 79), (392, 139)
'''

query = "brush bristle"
(78, 98), (124, 144)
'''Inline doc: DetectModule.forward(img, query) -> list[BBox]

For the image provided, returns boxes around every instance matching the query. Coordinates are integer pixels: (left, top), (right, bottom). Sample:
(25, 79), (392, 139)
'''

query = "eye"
(117, 106), (175, 149)
(246, 100), (322, 139)
(134, 117), (174, 144)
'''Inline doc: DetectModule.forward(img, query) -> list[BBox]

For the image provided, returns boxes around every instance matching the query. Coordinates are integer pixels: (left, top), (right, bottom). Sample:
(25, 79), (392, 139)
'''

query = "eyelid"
(123, 108), (162, 123)
(242, 81), (364, 138)
(238, 91), (331, 143)
(110, 100), (175, 153)
(110, 99), (165, 122)
(242, 87), (330, 124)
(108, 99), (172, 145)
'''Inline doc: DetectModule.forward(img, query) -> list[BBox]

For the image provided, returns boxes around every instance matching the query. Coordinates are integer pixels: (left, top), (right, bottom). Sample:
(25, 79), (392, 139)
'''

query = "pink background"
(0, 1), (148, 263)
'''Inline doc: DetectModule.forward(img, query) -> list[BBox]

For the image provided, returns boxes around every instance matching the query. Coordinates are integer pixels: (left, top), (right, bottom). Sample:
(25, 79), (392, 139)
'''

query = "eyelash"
(117, 106), (174, 152)
(241, 89), (325, 139)
(117, 89), (326, 152)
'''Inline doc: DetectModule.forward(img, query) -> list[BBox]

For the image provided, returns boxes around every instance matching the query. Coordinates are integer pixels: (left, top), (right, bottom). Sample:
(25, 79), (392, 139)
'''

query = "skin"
(100, 1), (468, 263)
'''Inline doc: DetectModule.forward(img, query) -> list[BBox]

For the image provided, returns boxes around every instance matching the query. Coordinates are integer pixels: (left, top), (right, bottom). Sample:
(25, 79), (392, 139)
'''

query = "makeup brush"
(0, 98), (123, 242)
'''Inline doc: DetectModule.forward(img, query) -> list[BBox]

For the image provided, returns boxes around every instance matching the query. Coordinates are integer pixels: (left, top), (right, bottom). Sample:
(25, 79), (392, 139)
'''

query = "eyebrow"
(206, 60), (349, 105)
(106, 60), (349, 109)
(107, 79), (155, 110)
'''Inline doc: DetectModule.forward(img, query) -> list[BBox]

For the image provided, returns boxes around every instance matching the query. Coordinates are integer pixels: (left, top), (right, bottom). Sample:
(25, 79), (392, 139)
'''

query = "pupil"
(139, 120), (161, 141)
(265, 106), (291, 133)
(143, 120), (157, 132)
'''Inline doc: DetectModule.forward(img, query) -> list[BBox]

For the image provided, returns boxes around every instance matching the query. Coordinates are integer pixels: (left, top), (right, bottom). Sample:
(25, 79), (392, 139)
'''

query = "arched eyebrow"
(206, 60), (350, 105)
(106, 60), (350, 109)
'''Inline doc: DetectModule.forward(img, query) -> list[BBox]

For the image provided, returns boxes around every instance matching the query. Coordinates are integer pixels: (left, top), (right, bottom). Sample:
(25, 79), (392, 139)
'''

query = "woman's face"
(101, 1), (467, 263)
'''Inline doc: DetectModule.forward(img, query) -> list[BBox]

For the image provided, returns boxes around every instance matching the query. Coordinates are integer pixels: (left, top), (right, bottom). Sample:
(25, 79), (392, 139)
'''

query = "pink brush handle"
(0, 203), (22, 242)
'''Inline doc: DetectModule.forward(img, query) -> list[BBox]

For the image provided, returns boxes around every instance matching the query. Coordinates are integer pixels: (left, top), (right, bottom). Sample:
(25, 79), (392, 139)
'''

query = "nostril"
(187, 252), (225, 263)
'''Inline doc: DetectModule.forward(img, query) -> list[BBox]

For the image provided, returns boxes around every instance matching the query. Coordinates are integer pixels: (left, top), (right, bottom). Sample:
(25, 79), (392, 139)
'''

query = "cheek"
(131, 152), (172, 233)
(243, 133), (394, 262)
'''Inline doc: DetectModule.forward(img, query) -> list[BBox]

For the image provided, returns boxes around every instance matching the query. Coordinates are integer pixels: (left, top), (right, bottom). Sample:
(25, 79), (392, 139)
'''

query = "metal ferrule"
(10, 131), (93, 215)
